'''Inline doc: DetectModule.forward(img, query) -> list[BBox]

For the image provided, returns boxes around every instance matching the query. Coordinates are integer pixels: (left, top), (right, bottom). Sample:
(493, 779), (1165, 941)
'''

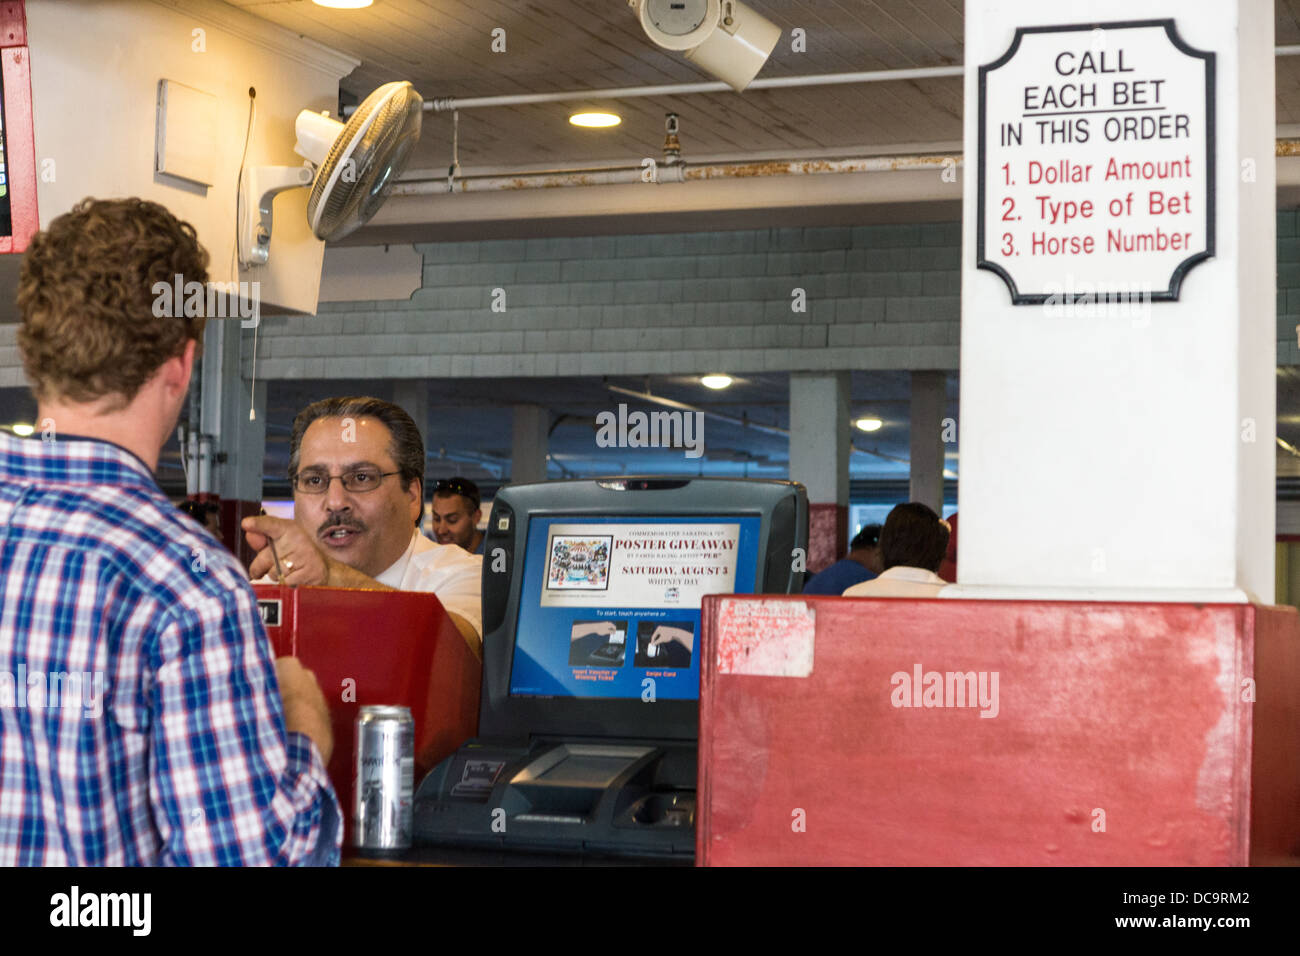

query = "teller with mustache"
(242, 397), (483, 650)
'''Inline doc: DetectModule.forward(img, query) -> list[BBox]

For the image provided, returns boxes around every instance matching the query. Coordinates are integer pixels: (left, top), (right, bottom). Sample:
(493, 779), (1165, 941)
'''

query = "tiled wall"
(245, 222), (964, 380)
(4, 214), (1299, 388)
(1278, 210), (1300, 364)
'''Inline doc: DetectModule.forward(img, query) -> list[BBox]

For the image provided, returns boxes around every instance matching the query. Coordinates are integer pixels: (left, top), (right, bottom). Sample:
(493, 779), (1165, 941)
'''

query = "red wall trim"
(0, 1), (36, 254)
(0, 2), (27, 47)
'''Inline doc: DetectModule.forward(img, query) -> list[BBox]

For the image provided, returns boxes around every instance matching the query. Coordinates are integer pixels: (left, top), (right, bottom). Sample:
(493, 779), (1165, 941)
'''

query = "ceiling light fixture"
(10, 423), (34, 436)
(700, 374), (733, 389)
(854, 417), (883, 432)
(569, 111), (622, 128)
(312, 0), (373, 8)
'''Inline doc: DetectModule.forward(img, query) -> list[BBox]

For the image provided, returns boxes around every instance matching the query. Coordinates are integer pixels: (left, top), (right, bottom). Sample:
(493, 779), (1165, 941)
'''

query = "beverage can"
(352, 705), (414, 849)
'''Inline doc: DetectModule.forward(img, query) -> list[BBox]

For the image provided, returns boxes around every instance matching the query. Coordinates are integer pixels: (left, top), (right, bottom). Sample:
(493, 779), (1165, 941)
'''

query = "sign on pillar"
(978, 21), (1213, 304)
(953, 1), (1275, 603)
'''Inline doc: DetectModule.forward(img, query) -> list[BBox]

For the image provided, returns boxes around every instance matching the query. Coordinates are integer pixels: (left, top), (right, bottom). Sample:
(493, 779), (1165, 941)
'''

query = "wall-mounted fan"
(238, 80), (423, 267)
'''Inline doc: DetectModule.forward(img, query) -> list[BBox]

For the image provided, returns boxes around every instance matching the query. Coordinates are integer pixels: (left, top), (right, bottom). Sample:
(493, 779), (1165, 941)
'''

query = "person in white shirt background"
(842, 502), (951, 598)
(242, 396), (483, 648)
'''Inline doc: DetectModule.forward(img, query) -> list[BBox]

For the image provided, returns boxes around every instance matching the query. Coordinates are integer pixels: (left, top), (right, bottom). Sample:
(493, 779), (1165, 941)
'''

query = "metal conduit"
(338, 47), (1300, 116)
(389, 153), (960, 195)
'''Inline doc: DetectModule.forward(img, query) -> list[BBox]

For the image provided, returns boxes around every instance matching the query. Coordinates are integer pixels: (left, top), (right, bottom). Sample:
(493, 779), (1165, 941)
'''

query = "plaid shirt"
(0, 432), (340, 865)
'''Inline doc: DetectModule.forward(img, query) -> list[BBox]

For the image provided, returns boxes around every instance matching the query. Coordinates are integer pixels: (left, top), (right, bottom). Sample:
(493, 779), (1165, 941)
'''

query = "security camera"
(630, 0), (781, 92)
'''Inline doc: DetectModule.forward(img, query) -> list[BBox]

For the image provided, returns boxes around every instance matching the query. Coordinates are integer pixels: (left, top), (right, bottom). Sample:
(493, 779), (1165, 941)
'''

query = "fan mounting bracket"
(238, 164), (314, 268)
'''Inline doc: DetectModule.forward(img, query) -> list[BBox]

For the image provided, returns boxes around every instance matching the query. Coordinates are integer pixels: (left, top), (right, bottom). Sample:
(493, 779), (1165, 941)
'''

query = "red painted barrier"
(698, 596), (1300, 866)
(806, 503), (847, 575)
(253, 585), (481, 844)
(0, 1), (37, 254)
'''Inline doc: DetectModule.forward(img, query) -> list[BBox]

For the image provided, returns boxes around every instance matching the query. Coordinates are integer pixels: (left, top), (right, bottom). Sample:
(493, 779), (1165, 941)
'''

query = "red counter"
(253, 584), (481, 844)
(697, 596), (1300, 866)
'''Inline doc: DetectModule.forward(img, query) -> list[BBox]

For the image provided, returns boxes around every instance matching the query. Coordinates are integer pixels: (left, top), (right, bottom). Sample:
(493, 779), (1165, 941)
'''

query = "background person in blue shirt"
(803, 523), (884, 595)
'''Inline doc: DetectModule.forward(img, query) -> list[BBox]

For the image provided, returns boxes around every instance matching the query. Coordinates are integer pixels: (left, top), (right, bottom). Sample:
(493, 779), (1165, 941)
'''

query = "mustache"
(318, 514), (366, 536)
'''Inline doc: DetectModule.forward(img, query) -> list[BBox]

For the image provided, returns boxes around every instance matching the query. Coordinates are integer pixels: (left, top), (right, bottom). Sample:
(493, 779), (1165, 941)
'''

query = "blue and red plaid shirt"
(0, 431), (340, 865)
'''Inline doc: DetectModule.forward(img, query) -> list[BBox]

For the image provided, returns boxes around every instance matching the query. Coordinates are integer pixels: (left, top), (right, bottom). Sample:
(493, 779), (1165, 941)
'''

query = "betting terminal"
(410, 476), (807, 861)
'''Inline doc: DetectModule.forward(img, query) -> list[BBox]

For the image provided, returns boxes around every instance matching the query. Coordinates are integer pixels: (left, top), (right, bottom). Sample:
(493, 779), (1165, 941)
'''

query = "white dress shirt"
(375, 530), (484, 638)
(842, 565), (948, 598)
(253, 530), (484, 639)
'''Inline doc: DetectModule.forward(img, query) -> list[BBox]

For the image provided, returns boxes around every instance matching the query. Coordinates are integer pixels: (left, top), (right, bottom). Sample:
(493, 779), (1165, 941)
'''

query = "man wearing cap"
(431, 476), (485, 555)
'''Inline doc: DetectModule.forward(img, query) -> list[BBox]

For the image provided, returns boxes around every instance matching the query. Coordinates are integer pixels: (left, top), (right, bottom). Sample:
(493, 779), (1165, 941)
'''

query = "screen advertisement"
(509, 516), (761, 701)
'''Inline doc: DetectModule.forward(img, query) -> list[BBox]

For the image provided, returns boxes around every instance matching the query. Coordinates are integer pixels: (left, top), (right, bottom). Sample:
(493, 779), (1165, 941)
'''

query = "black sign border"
(977, 19), (1216, 305)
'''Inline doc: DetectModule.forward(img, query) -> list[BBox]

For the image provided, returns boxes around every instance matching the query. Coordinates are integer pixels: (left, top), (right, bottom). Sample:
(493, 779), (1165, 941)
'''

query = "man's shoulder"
(410, 533), (483, 569)
(841, 577), (884, 597)
(843, 566), (945, 597)
(408, 535), (480, 564)
(66, 486), (253, 611)
(803, 559), (871, 595)
(1, 446), (255, 620)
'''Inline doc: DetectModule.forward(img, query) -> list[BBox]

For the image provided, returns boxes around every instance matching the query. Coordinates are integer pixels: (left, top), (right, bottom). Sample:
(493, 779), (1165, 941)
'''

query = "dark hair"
(178, 499), (219, 522)
(17, 197), (208, 409)
(288, 396), (425, 527)
(879, 503), (949, 573)
(849, 523), (882, 551)
(433, 476), (481, 511)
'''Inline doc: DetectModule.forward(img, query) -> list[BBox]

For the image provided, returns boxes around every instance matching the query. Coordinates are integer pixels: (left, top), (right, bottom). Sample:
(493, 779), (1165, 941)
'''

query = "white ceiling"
(226, 0), (966, 171)
(229, 0), (1300, 175)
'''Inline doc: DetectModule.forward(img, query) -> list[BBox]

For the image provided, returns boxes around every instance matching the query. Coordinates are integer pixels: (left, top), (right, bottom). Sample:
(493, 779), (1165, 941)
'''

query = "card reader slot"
(506, 743), (657, 820)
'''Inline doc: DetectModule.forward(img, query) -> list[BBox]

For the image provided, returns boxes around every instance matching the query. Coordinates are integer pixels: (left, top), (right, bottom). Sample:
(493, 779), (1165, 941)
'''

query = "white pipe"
(417, 66), (967, 113)
(185, 429), (200, 497)
(340, 49), (1300, 117)
(198, 434), (213, 496)
(392, 164), (674, 194)
(683, 154), (957, 179)
(390, 152), (960, 195)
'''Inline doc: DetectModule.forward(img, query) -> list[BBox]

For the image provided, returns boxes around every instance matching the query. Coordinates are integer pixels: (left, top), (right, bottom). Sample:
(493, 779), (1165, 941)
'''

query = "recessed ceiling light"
(700, 374), (733, 390)
(313, 0), (373, 8)
(569, 112), (622, 128)
(10, 423), (34, 436)
(854, 417), (883, 432)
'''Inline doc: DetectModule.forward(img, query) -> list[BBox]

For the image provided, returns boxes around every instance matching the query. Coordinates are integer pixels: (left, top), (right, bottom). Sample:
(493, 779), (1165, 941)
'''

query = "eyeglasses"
(433, 478), (480, 508)
(292, 469), (401, 494)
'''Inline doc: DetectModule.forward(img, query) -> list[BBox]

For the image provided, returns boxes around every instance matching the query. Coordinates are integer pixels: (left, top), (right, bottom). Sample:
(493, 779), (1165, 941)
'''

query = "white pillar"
(952, 0), (1275, 601)
(202, 319), (265, 502)
(228, 378), (266, 502)
(511, 404), (549, 485)
(909, 371), (946, 511)
(392, 380), (429, 451)
(789, 372), (851, 571)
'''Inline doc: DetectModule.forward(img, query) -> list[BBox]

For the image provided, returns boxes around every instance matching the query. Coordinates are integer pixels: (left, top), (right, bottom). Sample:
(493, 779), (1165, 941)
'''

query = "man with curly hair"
(0, 197), (340, 865)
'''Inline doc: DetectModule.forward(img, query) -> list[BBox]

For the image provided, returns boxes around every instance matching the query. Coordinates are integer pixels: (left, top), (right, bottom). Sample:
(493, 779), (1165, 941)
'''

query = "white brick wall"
(9, 213), (1300, 388)
(244, 223), (965, 380)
